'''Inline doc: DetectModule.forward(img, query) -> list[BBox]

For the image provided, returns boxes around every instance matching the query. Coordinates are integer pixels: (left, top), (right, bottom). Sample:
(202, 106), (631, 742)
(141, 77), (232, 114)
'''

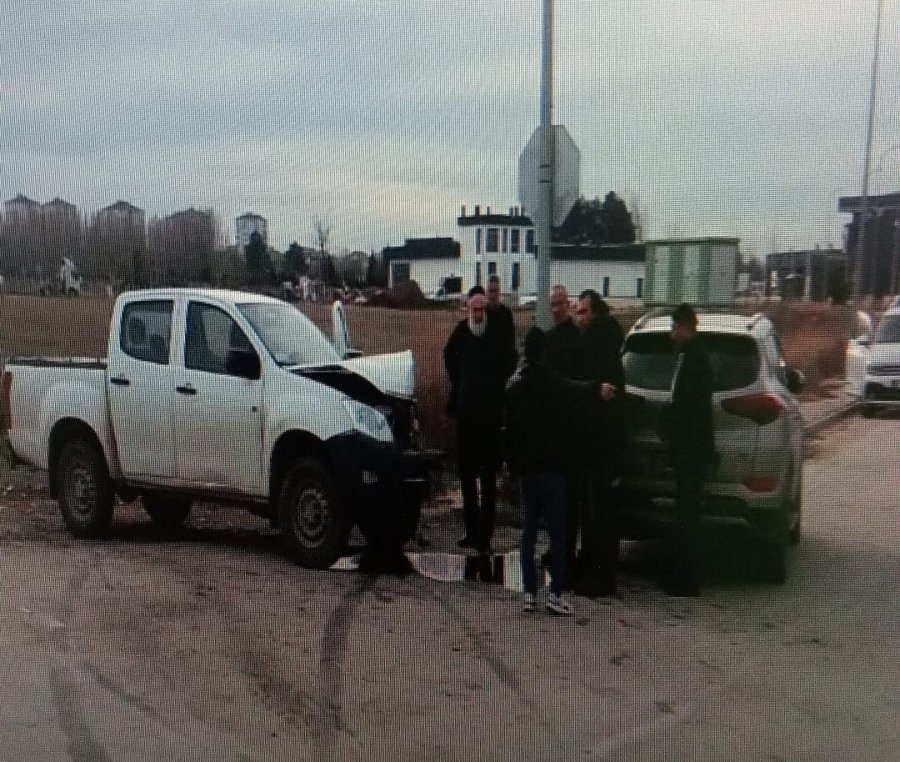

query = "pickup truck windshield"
(237, 302), (342, 366)
(875, 314), (900, 343)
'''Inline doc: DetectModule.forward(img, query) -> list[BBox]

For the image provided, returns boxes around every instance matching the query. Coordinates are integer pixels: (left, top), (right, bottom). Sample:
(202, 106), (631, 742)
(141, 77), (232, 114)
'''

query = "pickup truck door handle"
(176, 384), (197, 396)
(110, 376), (130, 386)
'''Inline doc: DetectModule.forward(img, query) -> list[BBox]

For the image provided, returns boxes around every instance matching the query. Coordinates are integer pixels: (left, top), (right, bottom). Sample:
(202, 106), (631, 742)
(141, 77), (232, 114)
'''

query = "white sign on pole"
(517, 124), (580, 226)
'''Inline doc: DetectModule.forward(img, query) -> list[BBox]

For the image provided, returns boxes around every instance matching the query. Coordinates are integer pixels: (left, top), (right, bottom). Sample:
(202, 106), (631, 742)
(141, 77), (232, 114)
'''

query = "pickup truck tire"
(57, 437), (114, 537)
(357, 498), (421, 551)
(278, 457), (350, 569)
(142, 495), (192, 533)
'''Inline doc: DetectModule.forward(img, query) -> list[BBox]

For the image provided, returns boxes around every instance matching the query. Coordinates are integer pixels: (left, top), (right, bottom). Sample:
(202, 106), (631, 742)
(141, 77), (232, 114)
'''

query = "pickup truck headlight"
(343, 399), (393, 443)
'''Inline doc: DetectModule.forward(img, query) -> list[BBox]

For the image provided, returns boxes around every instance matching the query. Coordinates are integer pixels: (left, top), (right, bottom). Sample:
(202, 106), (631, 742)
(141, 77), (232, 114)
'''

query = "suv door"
(107, 299), (176, 478)
(174, 301), (264, 495)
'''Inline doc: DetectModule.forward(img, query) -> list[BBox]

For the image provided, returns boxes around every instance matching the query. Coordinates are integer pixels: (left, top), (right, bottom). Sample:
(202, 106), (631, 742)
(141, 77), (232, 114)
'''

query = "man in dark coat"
(486, 274), (516, 356)
(571, 289), (626, 597)
(504, 327), (603, 615)
(444, 286), (518, 553)
(661, 302), (715, 597)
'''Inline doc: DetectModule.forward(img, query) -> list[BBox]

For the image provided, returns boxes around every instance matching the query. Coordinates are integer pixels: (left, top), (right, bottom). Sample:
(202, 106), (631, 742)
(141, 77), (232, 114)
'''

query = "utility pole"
(535, 0), (554, 329)
(852, 0), (884, 302)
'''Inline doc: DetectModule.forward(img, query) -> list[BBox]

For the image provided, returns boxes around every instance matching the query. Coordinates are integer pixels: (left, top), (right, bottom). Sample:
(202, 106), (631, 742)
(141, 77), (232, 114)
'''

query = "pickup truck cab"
(846, 307), (900, 417)
(1, 288), (433, 568)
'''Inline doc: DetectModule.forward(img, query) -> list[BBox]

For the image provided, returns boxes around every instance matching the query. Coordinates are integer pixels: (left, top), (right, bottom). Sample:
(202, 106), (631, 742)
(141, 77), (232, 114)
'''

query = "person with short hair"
(660, 302), (715, 597)
(504, 327), (603, 615)
(485, 274), (516, 356)
(570, 289), (626, 597)
(444, 286), (517, 554)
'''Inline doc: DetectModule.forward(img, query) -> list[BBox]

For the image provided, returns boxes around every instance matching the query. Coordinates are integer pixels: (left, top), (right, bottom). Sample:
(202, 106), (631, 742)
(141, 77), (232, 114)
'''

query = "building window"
(525, 229), (535, 253)
(488, 261), (497, 276)
(391, 262), (410, 286)
(476, 229), (482, 254)
(475, 262), (482, 287)
(636, 277), (643, 298)
(511, 262), (520, 291)
(486, 228), (499, 253)
(502, 228), (508, 253)
(602, 276), (610, 297)
(510, 229), (520, 253)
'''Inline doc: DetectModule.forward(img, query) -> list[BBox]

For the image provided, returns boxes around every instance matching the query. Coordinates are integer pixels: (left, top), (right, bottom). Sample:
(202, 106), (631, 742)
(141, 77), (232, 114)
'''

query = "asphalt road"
(0, 412), (897, 761)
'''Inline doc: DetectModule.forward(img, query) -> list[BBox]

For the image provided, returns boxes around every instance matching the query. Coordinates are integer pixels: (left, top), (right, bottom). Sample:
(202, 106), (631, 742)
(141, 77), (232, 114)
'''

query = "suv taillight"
(721, 393), (784, 425)
(0, 371), (12, 432)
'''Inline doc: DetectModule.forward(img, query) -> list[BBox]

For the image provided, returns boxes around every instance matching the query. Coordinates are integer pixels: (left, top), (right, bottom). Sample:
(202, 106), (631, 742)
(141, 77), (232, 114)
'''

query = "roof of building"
(100, 200), (145, 214)
(383, 237), (460, 261)
(766, 248), (846, 264)
(237, 212), (267, 221)
(551, 243), (645, 262)
(5, 194), (39, 206)
(644, 237), (740, 246)
(838, 192), (900, 212)
(457, 212), (534, 227)
(43, 197), (77, 209)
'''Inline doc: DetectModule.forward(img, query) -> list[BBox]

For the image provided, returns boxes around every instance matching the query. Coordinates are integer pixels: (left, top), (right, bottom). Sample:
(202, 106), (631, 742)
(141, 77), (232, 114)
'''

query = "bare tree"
(148, 208), (222, 286)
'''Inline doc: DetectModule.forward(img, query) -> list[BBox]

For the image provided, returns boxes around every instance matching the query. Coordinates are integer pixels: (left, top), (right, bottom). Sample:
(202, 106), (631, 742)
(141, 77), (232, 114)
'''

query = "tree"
(553, 192), (636, 246)
(244, 231), (271, 284)
(366, 252), (387, 288)
(283, 241), (307, 275)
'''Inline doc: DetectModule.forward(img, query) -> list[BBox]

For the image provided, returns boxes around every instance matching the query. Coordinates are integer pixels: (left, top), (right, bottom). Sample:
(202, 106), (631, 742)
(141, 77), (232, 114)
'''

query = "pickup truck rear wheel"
(278, 457), (350, 569)
(57, 437), (114, 537)
(358, 497), (422, 551)
(142, 495), (192, 533)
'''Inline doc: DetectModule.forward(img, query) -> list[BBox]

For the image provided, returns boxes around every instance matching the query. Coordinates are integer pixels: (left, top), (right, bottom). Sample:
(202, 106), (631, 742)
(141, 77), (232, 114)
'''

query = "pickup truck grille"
(867, 364), (900, 376)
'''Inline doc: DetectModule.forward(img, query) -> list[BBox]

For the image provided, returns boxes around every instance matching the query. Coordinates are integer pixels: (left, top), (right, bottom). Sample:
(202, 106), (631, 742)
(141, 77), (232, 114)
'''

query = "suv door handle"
(110, 376), (130, 386)
(176, 384), (197, 396)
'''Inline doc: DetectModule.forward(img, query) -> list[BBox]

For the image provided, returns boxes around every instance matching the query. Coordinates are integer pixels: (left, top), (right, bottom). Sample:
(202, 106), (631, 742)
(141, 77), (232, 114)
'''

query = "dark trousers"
(577, 459), (619, 589)
(520, 472), (568, 597)
(563, 470), (580, 586)
(457, 417), (499, 552)
(669, 459), (707, 589)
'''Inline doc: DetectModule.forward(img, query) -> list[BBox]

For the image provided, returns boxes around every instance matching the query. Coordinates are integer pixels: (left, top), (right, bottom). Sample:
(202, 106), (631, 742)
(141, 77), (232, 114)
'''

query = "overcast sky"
(2, 0), (899, 258)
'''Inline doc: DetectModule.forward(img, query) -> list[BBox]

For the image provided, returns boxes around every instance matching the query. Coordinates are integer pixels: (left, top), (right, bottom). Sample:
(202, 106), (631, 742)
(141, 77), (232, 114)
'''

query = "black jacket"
(545, 317), (581, 379)
(443, 318), (517, 420)
(503, 362), (595, 474)
(663, 336), (715, 468)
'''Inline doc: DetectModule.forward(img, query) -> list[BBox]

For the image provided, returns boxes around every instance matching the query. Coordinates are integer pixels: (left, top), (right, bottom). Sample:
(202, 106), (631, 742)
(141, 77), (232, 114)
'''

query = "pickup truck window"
(875, 314), (900, 343)
(120, 300), (173, 365)
(237, 302), (341, 367)
(185, 302), (256, 376)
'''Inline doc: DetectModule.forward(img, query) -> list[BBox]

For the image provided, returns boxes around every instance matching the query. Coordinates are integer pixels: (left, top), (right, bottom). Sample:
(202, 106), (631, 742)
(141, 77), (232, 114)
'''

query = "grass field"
(0, 293), (853, 456)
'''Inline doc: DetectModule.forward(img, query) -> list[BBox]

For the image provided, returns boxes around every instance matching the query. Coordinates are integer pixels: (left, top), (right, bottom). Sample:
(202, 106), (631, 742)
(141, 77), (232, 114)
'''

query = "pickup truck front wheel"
(57, 437), (114, 537)
(278, 457), (350, 569)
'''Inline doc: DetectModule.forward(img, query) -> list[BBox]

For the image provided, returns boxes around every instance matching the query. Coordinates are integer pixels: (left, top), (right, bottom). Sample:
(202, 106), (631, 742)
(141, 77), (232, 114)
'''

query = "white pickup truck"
(1, 288), (435, 567)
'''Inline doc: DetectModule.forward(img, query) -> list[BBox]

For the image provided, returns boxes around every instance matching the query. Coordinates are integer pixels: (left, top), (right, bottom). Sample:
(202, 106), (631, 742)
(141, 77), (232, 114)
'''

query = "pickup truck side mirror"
(225, 349), (261, 380)
(856, 335), (871, 347)
(343, 349), (364, 360)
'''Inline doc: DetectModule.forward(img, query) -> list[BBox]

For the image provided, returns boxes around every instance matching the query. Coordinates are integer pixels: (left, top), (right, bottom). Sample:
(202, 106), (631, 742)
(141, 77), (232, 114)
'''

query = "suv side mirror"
(225, 349), (261, 380)
(785, 367), (805, 395)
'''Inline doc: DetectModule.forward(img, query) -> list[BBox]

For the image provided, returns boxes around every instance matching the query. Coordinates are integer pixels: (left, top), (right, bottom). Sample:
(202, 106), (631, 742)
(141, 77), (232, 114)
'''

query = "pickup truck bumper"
(325, 432), (440, 515)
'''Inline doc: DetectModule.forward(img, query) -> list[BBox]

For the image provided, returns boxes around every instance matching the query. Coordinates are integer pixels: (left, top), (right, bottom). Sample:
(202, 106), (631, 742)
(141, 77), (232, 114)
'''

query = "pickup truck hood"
(870, 342), (900, 366)
(295, 350), (416, 401)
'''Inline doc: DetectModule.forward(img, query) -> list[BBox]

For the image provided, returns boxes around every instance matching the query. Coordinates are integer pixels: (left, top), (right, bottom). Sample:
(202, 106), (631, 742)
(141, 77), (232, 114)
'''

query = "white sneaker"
(546, 594), (573, 616)
(522, 593), (536, 613)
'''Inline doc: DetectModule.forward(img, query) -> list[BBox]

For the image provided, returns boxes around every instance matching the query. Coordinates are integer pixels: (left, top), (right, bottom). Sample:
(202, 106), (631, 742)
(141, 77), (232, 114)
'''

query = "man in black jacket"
(505, 327), (602, 615)
(572, 289), (626, 596)
(661, 302), (715, 597)
(444, 286), (518, 553)
(486, 274), (516, 355)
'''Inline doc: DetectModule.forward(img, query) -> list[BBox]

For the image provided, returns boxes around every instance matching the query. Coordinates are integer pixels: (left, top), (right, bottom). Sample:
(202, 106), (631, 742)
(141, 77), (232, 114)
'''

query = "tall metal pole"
(853, 0), (884, 302)
(535, 0), (554, 329)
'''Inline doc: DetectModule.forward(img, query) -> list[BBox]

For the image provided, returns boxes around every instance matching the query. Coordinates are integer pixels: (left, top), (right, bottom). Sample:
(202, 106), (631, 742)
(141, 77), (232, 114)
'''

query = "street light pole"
(852, 0), (884, 302)
(535, 0), (554, 329)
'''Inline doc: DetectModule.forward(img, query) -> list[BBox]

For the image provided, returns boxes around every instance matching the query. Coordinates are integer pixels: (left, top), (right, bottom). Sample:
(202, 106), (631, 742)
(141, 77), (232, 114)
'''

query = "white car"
(846, 307), (900, 417)
(618, 311), (805, 583)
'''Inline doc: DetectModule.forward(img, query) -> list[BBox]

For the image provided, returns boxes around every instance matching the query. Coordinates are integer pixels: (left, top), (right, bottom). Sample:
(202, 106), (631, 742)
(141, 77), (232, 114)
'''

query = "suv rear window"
(623, 332), (760, 392)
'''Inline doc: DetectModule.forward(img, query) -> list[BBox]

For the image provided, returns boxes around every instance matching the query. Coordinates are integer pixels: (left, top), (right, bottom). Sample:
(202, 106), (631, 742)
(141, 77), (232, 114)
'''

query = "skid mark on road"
(49, 561), (113, 762)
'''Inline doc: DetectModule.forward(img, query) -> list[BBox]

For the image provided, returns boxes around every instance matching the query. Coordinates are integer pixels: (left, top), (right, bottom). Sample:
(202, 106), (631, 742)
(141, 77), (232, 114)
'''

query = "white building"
(236, 212), (268, 250)
(383, 237), (462, 292)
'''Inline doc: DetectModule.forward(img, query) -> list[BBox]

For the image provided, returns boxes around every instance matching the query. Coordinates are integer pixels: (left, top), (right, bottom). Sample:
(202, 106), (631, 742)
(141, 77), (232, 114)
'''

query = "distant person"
(486, 274), (516, 356)
(659, 303), (715, 597)
(444, 286), (517, 554)
(571, 289), (626, 597)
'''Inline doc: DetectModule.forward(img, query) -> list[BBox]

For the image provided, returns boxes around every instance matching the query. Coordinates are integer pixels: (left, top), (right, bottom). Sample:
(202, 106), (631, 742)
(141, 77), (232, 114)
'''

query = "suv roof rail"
(632, 306), (671, 330)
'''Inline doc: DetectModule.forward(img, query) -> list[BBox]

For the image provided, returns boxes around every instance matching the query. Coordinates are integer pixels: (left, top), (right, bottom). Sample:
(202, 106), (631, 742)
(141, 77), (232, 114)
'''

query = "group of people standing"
(444, 277), (715, 614)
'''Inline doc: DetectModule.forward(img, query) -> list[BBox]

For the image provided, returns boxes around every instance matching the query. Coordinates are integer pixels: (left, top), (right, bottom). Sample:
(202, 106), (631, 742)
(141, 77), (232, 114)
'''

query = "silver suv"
(617, 311), (805, 583)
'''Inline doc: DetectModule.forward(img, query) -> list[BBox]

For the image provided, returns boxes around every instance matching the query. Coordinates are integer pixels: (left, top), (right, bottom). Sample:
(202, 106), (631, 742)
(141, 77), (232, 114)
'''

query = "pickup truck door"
(846, 310), (873, 399)
(107, 299), (177, 477)
(174, 300), (264, 495)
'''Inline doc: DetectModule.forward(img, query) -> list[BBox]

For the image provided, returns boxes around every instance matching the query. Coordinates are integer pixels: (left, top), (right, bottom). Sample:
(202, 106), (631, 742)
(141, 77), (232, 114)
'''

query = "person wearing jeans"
(519, 471), (568, 612)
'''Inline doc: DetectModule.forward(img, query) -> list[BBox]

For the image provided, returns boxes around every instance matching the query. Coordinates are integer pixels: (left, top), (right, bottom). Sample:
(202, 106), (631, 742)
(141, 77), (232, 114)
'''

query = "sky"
(2, 0), (899, 259)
